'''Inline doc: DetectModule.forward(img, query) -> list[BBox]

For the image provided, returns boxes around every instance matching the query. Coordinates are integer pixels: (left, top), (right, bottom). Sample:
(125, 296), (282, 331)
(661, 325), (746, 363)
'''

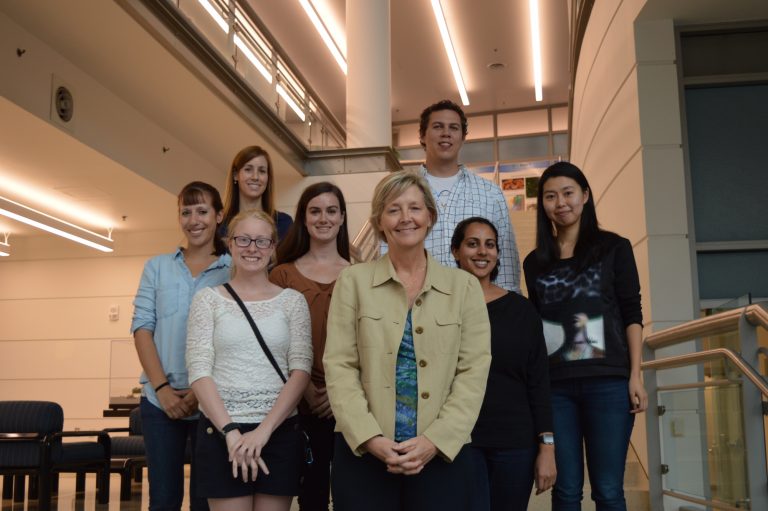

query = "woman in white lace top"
(187, 209), (312, 511)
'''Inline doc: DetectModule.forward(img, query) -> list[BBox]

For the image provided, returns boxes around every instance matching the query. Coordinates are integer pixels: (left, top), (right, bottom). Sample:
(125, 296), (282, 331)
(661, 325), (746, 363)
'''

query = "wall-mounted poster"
(498, 159), (561, 211)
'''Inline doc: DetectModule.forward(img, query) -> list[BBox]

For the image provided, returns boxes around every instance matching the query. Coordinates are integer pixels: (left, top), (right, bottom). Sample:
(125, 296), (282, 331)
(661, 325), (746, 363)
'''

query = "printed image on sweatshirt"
(543, 313), (605, 362)
(536, 261), (606, 361)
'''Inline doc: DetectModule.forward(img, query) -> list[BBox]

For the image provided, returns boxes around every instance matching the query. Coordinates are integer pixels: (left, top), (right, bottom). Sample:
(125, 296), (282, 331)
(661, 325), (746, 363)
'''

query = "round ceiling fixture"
(487, 62), (506, 71)
(55, 86), (74, 122)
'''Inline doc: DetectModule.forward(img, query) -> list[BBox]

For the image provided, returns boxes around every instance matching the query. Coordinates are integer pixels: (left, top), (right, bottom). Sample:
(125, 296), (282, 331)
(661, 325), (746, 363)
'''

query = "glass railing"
(159, 0), (345, 151)
(643, 303), (768, 510)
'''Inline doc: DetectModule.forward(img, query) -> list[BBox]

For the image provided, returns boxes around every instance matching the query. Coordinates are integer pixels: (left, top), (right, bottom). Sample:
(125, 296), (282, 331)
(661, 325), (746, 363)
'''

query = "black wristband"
(221, 422), (241, 436)
(154, 381), (170, 393)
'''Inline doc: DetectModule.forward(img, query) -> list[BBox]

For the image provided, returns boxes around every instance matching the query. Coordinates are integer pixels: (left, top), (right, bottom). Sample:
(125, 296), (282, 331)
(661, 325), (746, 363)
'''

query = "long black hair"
(178, 181), (227, 256)
(534, 162), (608, 271)
(276, 182), (350, 264)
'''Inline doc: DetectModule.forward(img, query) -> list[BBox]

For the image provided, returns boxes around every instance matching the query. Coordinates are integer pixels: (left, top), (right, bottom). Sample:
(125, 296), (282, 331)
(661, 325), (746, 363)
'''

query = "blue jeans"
(550, 376), (635, 511)
(140, 398), (208, 511)
(470, 445), (537, 511)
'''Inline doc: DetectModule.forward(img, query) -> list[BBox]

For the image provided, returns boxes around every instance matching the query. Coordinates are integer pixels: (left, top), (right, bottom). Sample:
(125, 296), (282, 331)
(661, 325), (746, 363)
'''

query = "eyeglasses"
(231, 236), (274, 249)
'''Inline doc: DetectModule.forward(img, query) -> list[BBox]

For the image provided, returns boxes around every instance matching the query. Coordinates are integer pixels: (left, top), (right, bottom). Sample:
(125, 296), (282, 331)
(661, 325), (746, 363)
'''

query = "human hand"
(230, 426), (271, 482)
(629, 374), (648, 414)
(305, 384), (333, 419)
(362, 436), (399, 464)
(156, 386), (191, 419)
(534, 445), (557, 495)
(179, 389), (199, 418)
(387, 435), (438, 475)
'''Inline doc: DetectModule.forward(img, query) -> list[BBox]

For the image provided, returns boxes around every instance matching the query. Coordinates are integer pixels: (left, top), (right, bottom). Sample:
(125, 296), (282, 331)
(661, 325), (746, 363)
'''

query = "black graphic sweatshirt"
(523, 233), (642, 381)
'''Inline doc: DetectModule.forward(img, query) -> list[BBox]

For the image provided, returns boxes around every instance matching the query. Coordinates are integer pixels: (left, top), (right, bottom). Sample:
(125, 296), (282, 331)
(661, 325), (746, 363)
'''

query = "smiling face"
(179, 192), (223, 250)
(305, 192), (344, 244)
(541, 176), (590, 231)
(236, 155), (269, 203)
(420, 109), (464, 168)
(377, 185), (432, 252)
(452, 222), (499, 283)
(228, 216), (274, 275)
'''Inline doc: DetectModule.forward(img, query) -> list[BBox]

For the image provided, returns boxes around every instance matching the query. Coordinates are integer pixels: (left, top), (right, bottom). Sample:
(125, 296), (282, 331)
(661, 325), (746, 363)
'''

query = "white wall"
(0, 230), (178, 430)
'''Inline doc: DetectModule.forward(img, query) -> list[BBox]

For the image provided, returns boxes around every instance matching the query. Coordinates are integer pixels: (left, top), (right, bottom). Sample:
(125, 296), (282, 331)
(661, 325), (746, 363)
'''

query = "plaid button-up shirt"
(382, 165), (521, 292)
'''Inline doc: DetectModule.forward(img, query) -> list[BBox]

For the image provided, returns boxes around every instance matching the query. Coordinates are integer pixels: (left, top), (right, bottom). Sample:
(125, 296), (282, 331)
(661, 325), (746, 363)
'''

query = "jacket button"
(415, 326), (423, 334)
(415, 299), (422, 306)
(419, 360), (427, 367)
(206, 427), (214, 435)
(421, 392), (430, 399)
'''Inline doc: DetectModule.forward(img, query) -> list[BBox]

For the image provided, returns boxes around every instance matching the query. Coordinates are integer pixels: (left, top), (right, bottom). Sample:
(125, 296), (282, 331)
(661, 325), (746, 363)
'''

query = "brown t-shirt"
(270, 262), (335, 388)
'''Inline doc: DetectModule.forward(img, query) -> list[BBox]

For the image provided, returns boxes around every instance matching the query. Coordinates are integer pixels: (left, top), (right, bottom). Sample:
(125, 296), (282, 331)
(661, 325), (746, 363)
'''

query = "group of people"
(131, 99), (647, 511)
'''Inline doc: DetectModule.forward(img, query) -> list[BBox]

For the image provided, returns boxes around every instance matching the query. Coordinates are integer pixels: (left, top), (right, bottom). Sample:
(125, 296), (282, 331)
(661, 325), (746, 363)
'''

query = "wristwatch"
(539, 433), (555, 445)
(220, 422), (241, 437)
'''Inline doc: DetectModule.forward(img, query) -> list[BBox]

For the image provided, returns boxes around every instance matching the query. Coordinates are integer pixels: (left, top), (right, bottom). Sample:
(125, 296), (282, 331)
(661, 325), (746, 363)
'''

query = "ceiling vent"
(50, 75), (76, 131)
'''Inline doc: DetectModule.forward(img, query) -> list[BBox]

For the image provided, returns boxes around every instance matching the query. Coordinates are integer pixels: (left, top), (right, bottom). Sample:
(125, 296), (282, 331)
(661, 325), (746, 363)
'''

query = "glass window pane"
(697, 251), (768, 300)
(498, 135), (549, 161)
(553, 133), (569, 158)
(460, 141), (494, 164)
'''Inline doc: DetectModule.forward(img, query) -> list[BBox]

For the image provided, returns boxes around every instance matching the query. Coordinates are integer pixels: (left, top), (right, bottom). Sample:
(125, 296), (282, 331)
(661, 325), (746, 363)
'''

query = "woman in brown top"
(270, 182), (351, 511)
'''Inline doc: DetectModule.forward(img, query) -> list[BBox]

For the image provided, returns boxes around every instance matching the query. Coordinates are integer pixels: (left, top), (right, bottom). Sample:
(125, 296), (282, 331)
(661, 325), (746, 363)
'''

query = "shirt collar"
(371, 252), (453, 295)
(419, 163), (468, 181)
(174, 247), (232, 270)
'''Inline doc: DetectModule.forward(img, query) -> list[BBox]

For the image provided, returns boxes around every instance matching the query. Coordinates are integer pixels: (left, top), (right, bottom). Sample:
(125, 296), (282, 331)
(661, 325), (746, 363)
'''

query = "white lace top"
(186, 286), (313, 423)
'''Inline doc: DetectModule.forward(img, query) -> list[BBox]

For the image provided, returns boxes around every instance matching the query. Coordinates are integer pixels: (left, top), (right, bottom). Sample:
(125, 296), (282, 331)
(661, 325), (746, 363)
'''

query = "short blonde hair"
(227, 209), (278, 273)
(369, 171), (438, 242)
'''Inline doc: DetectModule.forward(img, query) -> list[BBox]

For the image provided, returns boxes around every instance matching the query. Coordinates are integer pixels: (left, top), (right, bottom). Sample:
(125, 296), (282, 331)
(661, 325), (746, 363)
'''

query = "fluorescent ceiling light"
(430, 0), (469, 106)
(276, 84), (307, 122)
(0, 196), (113, 253)
(198, 0), (229, 33)
(529, 0), (543, 102)
(299, 0), (347, 75)
(234, 35), (273, 83)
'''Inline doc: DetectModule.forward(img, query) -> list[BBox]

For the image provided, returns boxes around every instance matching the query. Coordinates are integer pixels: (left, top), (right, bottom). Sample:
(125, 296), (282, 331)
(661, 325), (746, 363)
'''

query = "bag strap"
(223, 283), (287, 383)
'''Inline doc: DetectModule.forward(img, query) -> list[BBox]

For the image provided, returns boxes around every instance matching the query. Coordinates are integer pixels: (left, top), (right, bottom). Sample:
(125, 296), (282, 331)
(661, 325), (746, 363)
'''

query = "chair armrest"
(48, 430), (112, 457)
(102, 427), (130, 433)
(0, 432), (43, 441)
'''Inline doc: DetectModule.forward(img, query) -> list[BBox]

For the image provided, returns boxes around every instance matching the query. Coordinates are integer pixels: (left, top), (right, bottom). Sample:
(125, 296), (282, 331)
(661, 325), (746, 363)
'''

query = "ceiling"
(248, 0), (571, 124)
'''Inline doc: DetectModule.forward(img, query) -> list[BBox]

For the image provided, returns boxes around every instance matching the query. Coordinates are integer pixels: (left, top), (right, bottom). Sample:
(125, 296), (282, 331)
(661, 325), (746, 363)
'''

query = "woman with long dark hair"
(221, 145), (293, 241)
(132, 181), (231, 511)
(270, 182), (351, 511)
(523, 162), (647, 511)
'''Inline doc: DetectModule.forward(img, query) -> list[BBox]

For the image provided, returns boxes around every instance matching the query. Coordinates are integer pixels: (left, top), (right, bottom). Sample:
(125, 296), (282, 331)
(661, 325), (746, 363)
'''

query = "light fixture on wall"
(299, 0), (347, 75)
(431, 0), (469, 106)
(0, 196), (113, 253)
(529, 0), (543, 102)
(198, 0), (229, 33)
(0, 233), (9, 257)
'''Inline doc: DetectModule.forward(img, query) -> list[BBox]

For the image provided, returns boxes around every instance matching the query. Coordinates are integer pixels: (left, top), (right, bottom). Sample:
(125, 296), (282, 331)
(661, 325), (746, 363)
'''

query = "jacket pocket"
(357, 309), (384, 349)
(434, 313), (461, 354)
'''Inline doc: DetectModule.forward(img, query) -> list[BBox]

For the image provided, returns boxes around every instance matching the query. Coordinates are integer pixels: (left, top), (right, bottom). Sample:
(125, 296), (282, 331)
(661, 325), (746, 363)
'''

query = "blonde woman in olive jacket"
(323, 171), (491, 511)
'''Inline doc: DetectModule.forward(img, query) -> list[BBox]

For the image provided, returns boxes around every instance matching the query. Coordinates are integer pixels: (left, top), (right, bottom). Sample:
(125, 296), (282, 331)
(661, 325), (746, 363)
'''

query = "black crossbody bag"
(223, 283), (313, 465)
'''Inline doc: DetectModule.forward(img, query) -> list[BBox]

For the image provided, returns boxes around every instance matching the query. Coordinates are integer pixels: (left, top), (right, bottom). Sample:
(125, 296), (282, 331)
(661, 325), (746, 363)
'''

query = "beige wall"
(0, 230), (178, 430)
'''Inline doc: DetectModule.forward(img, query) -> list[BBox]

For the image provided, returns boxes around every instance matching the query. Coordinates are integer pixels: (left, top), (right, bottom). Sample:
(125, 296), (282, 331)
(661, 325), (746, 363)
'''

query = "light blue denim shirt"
(131, 248), (231, 410)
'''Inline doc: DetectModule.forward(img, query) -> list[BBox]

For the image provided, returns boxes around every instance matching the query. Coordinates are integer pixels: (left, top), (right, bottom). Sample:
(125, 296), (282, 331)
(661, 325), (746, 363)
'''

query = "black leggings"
(331, 434), (473, 511)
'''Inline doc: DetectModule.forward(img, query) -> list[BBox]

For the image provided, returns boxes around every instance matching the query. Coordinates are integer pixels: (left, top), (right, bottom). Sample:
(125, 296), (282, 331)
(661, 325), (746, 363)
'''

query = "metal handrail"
(645, 304), (768, 350)
(641, 347), (768, 398)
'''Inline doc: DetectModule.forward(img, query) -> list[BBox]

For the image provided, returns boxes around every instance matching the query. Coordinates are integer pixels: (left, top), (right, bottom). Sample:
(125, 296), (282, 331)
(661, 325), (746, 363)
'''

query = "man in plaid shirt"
(416, 99), (520, 292)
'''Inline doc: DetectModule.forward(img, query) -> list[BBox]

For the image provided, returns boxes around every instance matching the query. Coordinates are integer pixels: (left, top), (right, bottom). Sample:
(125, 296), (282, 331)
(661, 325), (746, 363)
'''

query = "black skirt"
(195, 414), (305, 498)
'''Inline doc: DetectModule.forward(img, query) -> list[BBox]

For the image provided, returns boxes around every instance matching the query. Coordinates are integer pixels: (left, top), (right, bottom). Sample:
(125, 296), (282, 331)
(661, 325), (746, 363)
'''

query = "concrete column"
(346, 0), (391, 148)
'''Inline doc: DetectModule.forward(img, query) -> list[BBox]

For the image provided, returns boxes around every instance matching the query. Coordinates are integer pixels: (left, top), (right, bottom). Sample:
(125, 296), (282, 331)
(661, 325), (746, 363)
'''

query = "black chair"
(104, 406), (146, 501)
(0, 401), (110, 511)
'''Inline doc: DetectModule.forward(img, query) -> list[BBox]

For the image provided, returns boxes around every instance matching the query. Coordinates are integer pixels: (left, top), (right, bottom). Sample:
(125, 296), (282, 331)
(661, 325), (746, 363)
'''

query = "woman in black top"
(523, 162), (647, 511)
(451, 217), (555, 511)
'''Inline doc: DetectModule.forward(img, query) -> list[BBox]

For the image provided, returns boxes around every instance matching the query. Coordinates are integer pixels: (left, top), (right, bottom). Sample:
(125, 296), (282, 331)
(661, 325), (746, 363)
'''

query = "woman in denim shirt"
(131, 181), (231, 511)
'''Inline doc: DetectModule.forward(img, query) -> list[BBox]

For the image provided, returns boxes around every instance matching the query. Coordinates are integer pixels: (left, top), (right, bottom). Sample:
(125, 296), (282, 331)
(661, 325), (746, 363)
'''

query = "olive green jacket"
(323, 253), (491, 461)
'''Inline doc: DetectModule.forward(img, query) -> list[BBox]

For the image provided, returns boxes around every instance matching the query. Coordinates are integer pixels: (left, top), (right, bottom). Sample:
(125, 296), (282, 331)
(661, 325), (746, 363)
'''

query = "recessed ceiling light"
(487, 62), (506, 71)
